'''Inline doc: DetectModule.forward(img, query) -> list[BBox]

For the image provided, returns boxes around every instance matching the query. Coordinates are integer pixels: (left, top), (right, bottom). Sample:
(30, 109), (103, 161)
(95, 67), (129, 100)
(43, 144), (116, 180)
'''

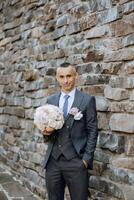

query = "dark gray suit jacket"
(43, 89), (98, 169)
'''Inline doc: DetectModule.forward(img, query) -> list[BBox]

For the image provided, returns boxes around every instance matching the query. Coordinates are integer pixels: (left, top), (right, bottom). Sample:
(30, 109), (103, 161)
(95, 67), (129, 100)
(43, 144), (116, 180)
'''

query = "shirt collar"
(61, 88), (76, 98)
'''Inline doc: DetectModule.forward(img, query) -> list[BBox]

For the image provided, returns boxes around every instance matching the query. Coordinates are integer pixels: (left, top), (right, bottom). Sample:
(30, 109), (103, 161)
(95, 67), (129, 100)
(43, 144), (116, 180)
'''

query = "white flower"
(69, 107), (83, 120)
(74, 111), (83, 120)
(34, 104), (64, 132)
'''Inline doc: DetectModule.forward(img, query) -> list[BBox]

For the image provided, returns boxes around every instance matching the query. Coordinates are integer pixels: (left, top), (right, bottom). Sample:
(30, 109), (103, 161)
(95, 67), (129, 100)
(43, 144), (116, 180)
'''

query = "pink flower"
(69, 107), (83, 120)
(34, 104), (64, 131)
(69, 107), (79, 116)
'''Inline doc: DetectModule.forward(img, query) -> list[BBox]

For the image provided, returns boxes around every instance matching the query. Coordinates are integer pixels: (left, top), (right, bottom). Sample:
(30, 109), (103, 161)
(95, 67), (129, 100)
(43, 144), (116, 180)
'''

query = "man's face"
(56, 65), (78, 93)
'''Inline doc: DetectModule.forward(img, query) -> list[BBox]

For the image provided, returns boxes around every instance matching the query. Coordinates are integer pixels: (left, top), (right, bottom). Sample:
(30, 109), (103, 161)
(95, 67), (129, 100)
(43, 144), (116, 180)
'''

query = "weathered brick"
(124, 61), (134, 74)
(97, 7), (122, 25)
(107, 165), (134, 185)
(56, 14), (70, 27)
(85, 74), (110, 85)
(59, 1), (81, 14)
(109, 76), (134, 89)
(5, 134), (16, 145)
(97, 112), (109, 130)
(66, 22), (80, 35)
(57, 36), (75, 49)
(84, 50), (104, 62)
(122, 33), (134, 47)
(104, 48), (134, 62)
(79, 13), (97, 31)
(24, 80), (48, 91)
(66, 54), (84, 65)
(95, 37), (123, 51)
(0, 99), (6, 106)
(125, 136), (134, 156)
(0, 1), (134, 199)
(6, 97), (24, 106)
(0, 62), (4, 69)
(31, 27), (43, 38)
(4, 19), (21, 31)
(20, 120), (34, 132)
(0, 32), (5, 40)
(122, 1), (134, 14)
(41, 43), (55, 53)
(85, 24), (112, 39)
(28, 152), (42, 164)
(8, 116), (20, 129)
(109, 113), (134, 133)
(25, 168), (41, 184)
(78, 85), (105, 96)
(104, 86), (129, 101)
(52, 26), (66, 39)
(101, 62), (122, 74)
(110, 102), (134, 113)
(23, 142), (37, 152)
(112, 157), (134, 170)
(96, 96), (109, 111)
(25, 108), (34, 119)
(4, 107), (25, 117)
(76, 62), (101, 75)
(94, 149), (111, 164)
(0, 85), (4, 97)
(24, 69), (39, 81)
(91, 161), (107, 176)
(130, 90), (134, 101)
(120, 0), (133, 4)
(69, 3), (90, 18)
(43, 49), (65, 60)
(20, 21), (36, 32)
(45, 67), (56, 76)
(110, 12), (134, 36)
(98, 132), (125, 153)
(89, 176), (125, 199)
(0, 75), (9, 85)
(0, 115), (9, 125)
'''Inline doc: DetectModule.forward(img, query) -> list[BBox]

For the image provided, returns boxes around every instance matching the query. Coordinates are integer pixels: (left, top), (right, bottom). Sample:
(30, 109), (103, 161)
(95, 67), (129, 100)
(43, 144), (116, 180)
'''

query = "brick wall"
(0, 0), (134, 199)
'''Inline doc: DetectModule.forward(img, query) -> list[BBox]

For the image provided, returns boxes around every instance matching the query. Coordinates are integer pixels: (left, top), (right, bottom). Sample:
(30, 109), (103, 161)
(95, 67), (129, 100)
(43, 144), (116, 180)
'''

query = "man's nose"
(64, 77), (68, 83)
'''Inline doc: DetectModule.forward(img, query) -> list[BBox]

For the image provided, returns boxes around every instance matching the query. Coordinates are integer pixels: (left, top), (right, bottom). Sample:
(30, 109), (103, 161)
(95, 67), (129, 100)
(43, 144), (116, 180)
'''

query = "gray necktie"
(63, 95), (70, 118)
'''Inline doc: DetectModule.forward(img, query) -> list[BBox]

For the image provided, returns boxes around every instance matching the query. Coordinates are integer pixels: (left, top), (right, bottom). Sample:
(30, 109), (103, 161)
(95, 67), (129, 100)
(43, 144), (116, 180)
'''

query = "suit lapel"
(50, 92), (61, 107)
(65, 89), (84, 128)
(49, 89), (84, 129)
(53, 89), (83, 114)
(70, 89), (84, 110)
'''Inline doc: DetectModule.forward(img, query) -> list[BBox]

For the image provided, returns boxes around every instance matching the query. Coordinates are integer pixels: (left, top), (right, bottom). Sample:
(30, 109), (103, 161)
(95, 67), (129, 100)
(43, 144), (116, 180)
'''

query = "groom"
(43, 63), (98, 200)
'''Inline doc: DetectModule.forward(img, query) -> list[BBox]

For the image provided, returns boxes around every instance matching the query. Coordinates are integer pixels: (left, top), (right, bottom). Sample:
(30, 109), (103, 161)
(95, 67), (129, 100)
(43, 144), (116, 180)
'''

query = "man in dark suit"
(42, 63), (98, 200)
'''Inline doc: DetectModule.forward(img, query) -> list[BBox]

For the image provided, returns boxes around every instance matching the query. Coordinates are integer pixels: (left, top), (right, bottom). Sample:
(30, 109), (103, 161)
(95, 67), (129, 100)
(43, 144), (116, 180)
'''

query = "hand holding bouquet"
(34, 104), (64, 142)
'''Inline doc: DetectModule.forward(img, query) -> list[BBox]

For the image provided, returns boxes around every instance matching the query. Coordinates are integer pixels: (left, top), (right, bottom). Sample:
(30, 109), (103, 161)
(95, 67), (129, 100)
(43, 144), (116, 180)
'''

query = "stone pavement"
(0, 163), (41, 200)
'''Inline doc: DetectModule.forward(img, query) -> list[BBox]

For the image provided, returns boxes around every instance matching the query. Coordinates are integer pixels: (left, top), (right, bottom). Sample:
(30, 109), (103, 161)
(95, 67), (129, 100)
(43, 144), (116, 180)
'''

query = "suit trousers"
(45, 155), (89, 200)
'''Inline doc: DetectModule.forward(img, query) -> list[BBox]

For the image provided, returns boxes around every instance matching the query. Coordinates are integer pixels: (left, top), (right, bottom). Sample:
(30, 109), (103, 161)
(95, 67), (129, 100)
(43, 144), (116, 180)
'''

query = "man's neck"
(61, 87), (76, 94)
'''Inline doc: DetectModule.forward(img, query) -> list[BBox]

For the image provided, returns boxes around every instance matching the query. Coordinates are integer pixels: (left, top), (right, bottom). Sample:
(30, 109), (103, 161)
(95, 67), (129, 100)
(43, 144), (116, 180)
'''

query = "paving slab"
(2, 182), (34, 198)
(0, 163), (41, 200)
(0, 191), (8, 200)
(0, 173), (14, 184)
(0, 166), (5, 173)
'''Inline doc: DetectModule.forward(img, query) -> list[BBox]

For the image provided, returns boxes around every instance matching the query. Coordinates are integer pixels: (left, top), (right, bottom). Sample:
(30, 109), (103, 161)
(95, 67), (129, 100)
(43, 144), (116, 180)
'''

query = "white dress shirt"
(59, 88), (76, 115)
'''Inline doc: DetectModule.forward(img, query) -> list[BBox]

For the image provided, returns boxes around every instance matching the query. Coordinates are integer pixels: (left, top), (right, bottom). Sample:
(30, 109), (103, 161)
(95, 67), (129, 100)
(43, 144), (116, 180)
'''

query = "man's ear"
(56, 73), (59, 82)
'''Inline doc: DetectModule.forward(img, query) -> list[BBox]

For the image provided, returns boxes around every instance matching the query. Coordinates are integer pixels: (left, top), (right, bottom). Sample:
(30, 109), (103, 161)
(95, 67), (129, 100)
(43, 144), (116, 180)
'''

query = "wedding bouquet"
(34, 104), (64, 142)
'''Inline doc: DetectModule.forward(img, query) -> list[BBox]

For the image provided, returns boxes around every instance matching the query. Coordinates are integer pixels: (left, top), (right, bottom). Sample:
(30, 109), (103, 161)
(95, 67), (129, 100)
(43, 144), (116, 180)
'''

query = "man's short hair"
(60, 63), (77, 71)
